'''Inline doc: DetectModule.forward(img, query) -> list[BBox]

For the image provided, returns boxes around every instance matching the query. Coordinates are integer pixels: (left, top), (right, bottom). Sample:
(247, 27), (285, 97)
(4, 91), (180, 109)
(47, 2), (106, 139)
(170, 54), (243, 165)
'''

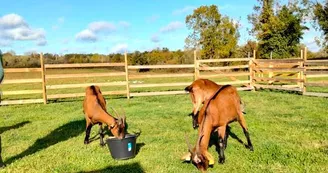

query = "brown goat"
(185, 79), (220, 129)
(83, 85), (126, 146)
(185, 85), (253, 172)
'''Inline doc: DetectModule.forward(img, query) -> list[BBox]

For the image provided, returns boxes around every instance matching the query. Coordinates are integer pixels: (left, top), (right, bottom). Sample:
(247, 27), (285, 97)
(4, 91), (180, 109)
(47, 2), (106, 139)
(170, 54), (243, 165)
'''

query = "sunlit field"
(0, 69), (327, 172)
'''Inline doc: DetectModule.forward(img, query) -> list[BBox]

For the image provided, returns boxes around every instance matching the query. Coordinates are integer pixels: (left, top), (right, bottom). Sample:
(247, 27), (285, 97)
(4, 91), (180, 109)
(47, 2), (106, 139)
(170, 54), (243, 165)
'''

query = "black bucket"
(106, 134), (137, 160)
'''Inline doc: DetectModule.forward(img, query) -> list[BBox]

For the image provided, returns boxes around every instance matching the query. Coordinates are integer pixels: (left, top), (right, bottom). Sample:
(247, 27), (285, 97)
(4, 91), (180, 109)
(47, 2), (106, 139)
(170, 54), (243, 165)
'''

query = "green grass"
(0, 91), (327, 173)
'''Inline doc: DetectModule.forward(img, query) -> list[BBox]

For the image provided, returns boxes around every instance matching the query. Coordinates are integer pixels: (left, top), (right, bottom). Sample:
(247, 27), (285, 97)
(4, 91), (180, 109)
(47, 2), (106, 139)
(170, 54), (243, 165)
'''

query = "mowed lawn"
(0, 90), (327, 173)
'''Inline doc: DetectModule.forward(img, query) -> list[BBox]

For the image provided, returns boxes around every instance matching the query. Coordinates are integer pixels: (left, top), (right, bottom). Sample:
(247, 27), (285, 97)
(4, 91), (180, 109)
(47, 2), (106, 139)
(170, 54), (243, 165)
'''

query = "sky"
(0, 0), (322, 55)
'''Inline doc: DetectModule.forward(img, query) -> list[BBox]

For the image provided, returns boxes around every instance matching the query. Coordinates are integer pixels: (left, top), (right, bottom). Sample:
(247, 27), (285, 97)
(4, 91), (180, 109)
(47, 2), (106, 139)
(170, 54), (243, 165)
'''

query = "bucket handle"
(131, 129), (141, 138)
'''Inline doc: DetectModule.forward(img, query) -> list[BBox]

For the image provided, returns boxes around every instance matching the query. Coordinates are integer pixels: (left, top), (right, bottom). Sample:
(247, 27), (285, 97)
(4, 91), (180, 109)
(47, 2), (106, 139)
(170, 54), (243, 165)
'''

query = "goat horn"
(110, 107), (121, 119)
(184, 133), (193, 154)
(119, 106), (126, 125)
(196, 134), (204, 155)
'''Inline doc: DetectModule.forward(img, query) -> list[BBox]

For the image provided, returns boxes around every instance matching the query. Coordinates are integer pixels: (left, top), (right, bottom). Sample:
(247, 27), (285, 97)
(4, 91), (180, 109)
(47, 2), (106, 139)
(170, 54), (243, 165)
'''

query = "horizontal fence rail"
(128, 64), (194, 69)
(45, 63), (125, 68)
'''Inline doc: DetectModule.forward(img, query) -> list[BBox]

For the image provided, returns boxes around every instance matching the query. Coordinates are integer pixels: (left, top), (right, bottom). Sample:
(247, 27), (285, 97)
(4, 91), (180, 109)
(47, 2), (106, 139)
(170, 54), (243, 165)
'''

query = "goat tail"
(89, 85), (97, 95)
(240, 100), (246, 115)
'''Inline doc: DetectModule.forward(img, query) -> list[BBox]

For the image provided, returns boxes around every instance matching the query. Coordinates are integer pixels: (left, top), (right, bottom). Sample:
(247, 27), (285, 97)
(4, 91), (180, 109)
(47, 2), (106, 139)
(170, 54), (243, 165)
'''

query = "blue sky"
(0, 0), (321, 55)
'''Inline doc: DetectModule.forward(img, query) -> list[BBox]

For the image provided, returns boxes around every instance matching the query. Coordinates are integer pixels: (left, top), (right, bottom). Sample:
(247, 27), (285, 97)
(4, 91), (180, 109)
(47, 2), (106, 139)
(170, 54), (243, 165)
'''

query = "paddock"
(0, 49), (327, 172)
(0, 91), (327, 172)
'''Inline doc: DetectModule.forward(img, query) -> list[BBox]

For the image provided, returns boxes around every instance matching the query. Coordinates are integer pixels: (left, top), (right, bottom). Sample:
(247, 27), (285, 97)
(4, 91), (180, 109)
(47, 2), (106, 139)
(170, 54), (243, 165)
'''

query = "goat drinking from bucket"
(184, 85), (253, 172)
(83, 85), (126, 146)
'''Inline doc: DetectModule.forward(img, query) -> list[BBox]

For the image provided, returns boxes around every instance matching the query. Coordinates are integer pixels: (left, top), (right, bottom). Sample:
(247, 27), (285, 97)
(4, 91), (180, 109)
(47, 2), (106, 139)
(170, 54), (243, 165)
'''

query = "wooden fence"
(1, 48), (327, 106)
(0, 54), (46, 105)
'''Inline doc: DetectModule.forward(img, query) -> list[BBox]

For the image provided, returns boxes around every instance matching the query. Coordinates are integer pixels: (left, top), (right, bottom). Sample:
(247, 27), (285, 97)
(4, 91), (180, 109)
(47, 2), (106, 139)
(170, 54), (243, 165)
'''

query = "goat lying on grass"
(183, 85), (253, 172)
(83, 85), (126, 146)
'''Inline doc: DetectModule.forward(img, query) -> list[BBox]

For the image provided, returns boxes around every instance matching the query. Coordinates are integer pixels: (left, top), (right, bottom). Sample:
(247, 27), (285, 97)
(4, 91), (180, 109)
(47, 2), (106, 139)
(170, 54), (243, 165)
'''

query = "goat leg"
(0, 136), (5, 167)
(84, 124), (93, 144)
(217, 126), (226, 164)
(99, 124), (105, 146)
(224, 126), (231, 149)
(243, 129), (254, 151)
(237, 115), (254, 151)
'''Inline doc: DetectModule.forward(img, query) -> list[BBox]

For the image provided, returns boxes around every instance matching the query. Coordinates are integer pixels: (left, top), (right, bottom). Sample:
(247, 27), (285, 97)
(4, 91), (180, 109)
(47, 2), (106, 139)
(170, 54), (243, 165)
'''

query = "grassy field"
(0, 90), (327, 173)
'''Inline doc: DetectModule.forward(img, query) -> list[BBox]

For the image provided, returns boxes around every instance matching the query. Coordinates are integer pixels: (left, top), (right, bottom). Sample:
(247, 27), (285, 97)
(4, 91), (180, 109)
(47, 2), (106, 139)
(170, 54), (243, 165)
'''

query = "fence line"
(1, 48), (328, 106)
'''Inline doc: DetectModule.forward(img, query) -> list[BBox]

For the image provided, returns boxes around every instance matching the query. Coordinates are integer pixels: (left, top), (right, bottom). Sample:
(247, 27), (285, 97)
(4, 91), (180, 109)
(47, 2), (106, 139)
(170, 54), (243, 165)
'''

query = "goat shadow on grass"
(0, 121), (30, 134)
(136, 142), (145, 155)
(76, 162), (145, 173)
(5, 119), (85, 165)
(88, 122), (131, 144)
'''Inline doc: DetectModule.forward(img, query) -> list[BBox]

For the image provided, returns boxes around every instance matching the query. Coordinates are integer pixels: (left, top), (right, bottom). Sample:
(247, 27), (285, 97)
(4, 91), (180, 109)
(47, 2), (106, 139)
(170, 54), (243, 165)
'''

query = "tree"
(313, 1), (328, 52)
(248, 0), (308, 58)
(185, 5), (239, 59)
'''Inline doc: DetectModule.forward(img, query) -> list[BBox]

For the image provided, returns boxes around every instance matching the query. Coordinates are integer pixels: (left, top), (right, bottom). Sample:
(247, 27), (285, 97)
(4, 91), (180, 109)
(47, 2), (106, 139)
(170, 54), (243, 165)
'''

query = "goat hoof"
(100, 143), (106, 147)
(249, 146), (254, 152)
(219, 158), (225, 164)
(84, 140), (89, 145)
(193, 125), (199, 129)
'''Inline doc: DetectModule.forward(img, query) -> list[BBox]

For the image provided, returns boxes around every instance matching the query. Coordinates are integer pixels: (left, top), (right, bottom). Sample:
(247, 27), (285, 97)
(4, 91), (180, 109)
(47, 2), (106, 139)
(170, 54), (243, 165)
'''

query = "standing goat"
(185, 85), (253, 172)
(83, 85), (126, 146)
(185, 79), (220, 129)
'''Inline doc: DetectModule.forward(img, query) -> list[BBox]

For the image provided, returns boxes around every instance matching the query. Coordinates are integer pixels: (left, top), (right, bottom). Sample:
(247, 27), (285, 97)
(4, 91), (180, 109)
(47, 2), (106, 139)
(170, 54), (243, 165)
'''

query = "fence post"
(194, 50), (199, 80)
(268, 51), (273, 84)
(303, 47), (307, 94)
(298, 49), (304, 90)
(249, 50), (256, 91)
(124, 52), (130, 99)
(40, 53), (47, 104)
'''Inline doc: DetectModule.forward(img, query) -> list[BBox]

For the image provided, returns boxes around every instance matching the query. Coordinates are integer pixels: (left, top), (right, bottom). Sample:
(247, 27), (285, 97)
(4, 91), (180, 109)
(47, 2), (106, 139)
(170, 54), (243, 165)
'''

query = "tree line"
(186, 0), (328, 59)
(1, 0), (328, 68)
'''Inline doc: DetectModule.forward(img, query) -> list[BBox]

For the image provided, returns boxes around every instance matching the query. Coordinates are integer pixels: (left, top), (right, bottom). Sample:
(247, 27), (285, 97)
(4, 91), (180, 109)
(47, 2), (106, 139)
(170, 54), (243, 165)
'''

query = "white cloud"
(61, 38), (70, 44)
(0, 40), (11, 47)
(119, 21), (131, 28)
(75, 29), (97, 42)
(36, 39), (47, 46)
(147, 15), (160, 23)
(0, 13), (27, 29)
(88, 21), (116, 33)
(110, 43), (128, 53)
(172, 6), (195, 15)
(0, 13), (46, 42)
(160, 21), (184, 33)
(75, 21), (118, 42)
(58, 17), (65, 24)
(151, 34), (160, 43)
(52, 17), (65, 30)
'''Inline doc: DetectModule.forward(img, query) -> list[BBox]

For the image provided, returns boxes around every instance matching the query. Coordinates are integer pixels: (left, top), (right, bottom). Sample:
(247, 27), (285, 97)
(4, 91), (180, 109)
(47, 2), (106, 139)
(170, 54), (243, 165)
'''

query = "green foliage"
(1, 48), (195, 68)
(185, 5), (239, 59)
(313, 1), (328, 52)
(248, 0), (309, 59)
(235, 41), (258, 59)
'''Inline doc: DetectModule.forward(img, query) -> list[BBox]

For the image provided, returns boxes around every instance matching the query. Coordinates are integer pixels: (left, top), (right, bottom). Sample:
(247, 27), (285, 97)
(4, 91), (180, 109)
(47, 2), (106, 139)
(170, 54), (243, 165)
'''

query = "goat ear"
(116, 118), (124, 127)
(204, 151), (214, 166)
